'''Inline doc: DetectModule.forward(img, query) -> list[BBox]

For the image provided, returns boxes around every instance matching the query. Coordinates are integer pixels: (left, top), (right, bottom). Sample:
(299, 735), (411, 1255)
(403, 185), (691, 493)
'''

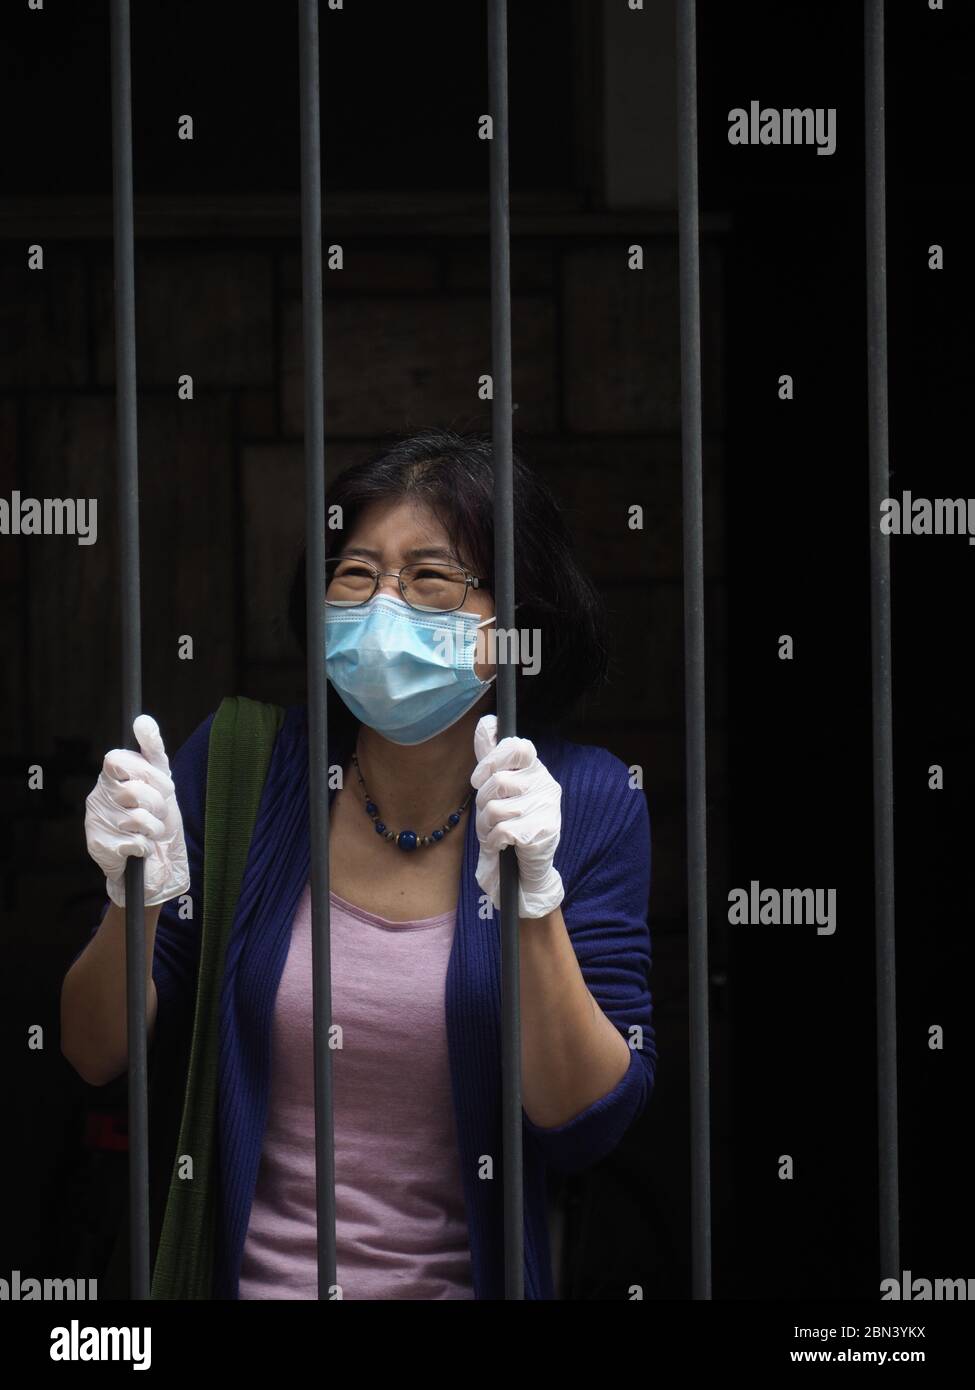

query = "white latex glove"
(471, 714), (564, 920)
(85, 714), (191, 909)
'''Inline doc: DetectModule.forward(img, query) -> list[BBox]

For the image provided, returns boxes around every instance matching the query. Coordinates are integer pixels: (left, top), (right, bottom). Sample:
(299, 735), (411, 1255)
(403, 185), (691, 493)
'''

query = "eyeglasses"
(324, 557), (489, 614)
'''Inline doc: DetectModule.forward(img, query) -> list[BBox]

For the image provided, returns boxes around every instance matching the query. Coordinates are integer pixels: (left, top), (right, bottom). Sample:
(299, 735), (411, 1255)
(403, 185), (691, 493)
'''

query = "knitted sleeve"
(521, 748), (656, 1175)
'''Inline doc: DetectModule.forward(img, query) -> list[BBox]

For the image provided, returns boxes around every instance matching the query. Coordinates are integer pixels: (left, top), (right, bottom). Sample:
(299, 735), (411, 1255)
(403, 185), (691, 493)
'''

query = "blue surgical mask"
(325, 593), (497, 745)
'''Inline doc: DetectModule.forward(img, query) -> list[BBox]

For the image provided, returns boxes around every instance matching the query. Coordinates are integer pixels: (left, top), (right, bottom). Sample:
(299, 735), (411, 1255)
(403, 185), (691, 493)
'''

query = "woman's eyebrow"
(339, 545), (459, 562)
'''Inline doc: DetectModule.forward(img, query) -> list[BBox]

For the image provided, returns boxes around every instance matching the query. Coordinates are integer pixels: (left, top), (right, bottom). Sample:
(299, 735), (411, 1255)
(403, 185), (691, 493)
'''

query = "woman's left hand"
(471, 714), (565, 920)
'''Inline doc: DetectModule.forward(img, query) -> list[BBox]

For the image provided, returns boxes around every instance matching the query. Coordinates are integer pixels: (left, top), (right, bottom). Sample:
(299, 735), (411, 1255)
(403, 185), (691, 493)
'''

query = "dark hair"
(288, 427), (610, 738)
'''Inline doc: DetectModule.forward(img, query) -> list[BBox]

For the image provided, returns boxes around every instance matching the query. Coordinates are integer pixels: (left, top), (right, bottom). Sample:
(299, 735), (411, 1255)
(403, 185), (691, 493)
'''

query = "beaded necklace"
(351, 750), (473, 852)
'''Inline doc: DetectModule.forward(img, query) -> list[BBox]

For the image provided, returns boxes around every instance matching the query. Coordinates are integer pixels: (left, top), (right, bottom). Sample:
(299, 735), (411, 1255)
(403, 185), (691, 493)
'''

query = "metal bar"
(675, 0), (712, 1301)
(298, 0), (337, 1298)
(487, 0), (523, 1301)
(864, 0), (900, 1282)
(109, 0), (149, 1302)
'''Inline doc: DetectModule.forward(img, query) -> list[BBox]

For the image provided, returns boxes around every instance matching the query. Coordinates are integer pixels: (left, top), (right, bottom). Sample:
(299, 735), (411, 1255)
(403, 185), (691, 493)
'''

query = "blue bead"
(448, 812), (460, 826)
(431, 829), (444, 841)
(397, 830), (418, 851)
(375, 821), (386, 834)
(365, 800), (378, 815)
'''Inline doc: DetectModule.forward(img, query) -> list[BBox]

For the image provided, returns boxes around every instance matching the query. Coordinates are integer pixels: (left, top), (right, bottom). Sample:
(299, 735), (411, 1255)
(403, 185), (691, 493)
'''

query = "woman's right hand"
(85, 714), (191, 909)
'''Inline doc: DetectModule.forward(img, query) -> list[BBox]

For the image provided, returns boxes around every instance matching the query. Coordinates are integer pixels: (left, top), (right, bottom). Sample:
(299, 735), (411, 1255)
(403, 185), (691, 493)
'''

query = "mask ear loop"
(472, 611), (499, 686)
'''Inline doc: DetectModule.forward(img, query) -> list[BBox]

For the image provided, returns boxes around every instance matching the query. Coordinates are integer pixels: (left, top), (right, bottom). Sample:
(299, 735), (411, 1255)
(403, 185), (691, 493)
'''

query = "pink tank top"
(238, 884), (475, 1300)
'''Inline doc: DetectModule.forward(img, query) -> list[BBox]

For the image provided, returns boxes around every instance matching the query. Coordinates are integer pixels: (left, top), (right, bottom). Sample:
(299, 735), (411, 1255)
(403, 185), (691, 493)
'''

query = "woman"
(61, 428), (657, 1300)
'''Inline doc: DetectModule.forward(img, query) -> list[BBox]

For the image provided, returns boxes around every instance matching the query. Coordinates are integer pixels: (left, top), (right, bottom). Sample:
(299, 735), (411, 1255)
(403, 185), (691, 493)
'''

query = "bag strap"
(151, 695), (285, 1300)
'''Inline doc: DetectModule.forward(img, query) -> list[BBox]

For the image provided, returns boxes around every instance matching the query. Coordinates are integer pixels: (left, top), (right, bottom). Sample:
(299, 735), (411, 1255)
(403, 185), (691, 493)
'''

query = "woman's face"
(334, 497), (497, 681)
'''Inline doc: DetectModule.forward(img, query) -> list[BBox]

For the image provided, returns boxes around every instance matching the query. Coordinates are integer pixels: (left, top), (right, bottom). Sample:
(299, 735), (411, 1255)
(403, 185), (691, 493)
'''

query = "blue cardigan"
(95, 701), (657, 1300)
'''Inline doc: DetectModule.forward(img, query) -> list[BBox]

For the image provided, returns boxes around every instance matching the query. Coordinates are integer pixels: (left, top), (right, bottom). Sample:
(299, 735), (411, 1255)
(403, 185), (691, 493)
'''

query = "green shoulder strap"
(150, 694), (285, 1300)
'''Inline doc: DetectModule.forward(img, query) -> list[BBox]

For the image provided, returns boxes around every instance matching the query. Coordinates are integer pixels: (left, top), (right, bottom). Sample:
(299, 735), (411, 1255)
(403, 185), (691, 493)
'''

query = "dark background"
(1, 0), (971, 1301)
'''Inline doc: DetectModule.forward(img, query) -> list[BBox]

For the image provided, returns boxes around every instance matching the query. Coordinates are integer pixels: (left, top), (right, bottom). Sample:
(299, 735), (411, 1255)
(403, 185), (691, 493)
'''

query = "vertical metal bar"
(675, 0), (712, 1300)
(864, 0), (900, 1282)
(109, 0), (150, 1301)
(298, 0), (337, 1299)
(487, 0), (523, 1301)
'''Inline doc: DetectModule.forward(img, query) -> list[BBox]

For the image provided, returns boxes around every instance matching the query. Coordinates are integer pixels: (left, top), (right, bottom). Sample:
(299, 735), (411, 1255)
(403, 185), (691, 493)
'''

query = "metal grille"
(107, 0), (900, 1302)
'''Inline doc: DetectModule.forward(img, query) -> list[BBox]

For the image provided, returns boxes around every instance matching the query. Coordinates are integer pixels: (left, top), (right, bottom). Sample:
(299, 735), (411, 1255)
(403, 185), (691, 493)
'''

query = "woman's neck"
(349, 699), (493, 829)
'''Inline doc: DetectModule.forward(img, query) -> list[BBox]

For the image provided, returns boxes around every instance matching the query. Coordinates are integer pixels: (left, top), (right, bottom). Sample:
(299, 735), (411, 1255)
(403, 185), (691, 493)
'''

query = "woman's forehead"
(342, 497), (452, 552)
